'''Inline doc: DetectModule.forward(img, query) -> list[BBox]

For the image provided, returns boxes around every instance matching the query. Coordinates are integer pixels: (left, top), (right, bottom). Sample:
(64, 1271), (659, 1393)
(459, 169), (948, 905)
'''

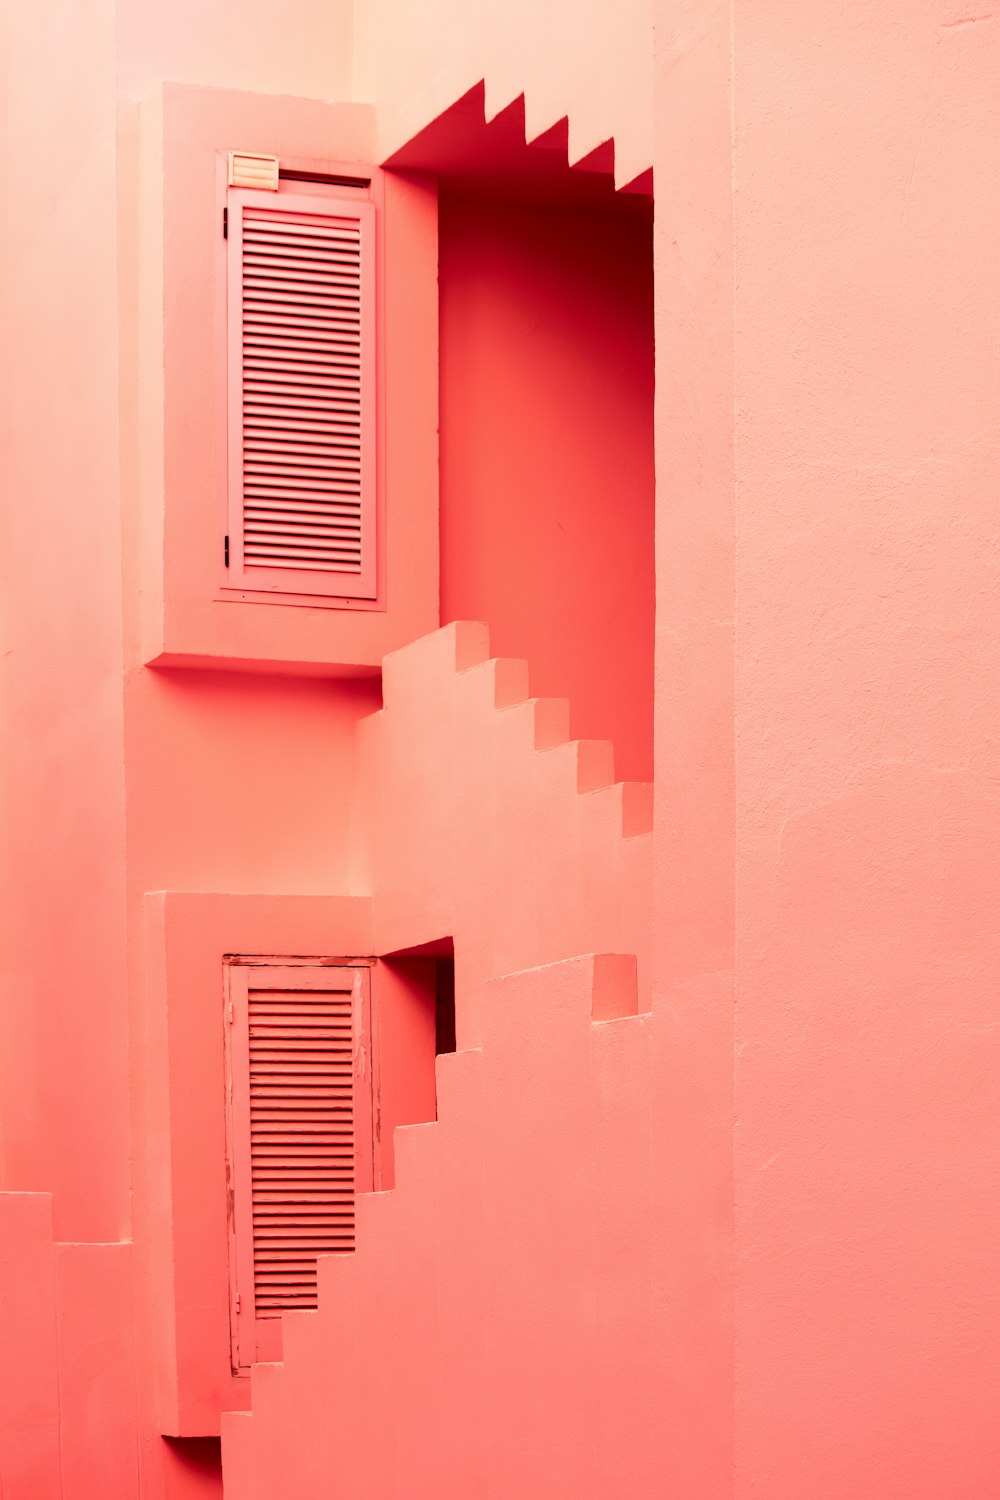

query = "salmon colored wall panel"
(650, 1), (736, 1495)
(117, 0), (352, 102)
(431, 1049), (487, 1491)
(389, 1122), (442, 1498)
(125, 670), (379, 897)
(0, 1195), (61, 1497)
(592, 1014), (653, 1494)
(311, 1255), (365, 1495)
(439, 192), (654, 783)
(0, 0), (130, 1244)
(480, 961), (599, 1496)
(730, 1), (1000, 1493)
(219, 1414), (254, 1497)
(2, 0), (997, 1492)
(55, 1244), (140, 1499)
(347, 1192), (400, 1495)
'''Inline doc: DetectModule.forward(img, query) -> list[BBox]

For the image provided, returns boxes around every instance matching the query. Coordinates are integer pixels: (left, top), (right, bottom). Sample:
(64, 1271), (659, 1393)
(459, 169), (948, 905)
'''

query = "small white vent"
(228, 151), (279, 191)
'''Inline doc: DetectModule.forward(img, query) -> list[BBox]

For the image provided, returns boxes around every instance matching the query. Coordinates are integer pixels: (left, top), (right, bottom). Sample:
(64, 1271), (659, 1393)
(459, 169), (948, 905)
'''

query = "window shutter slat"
(227, 191), (376, 599)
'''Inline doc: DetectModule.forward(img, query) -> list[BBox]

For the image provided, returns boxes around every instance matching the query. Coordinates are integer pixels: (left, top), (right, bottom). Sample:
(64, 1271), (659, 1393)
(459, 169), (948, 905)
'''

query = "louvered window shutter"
(225, 964), (373, 1371)
(226, 191), (376, 599)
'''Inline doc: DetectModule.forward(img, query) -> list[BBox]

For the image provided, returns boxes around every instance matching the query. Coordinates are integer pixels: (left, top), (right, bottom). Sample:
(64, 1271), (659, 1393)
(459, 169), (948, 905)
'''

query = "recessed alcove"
(388, 88), (655, 782)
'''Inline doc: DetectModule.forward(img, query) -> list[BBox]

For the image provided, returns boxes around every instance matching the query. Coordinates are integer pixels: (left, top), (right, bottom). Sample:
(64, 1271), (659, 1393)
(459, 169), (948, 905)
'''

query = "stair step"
(316, 1238), (357, 1317)
(496, 694), (571, 750)
(620, 780), (653, 837)
(434, 1047), (485, 1128)
(354, 1187), (396, 1258)
(220, 1411), (254, 1493)
(582, 778), (654, 838)
(455, 654), (530, 710)
(392, 1120), (438, 1189)
(538, 736), (616, 794)
(382, 619), (490, 708)
(244, 1360), (285, 1499)
(370, 614), (652, 1065)
(590, 952), (639, 1021)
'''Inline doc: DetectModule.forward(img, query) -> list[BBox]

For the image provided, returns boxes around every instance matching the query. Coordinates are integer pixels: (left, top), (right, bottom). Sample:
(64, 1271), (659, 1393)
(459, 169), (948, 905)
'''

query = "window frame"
(136, 83), (441, 675)
(223, 956), (375, 1373)
(223, 188), (378, 602)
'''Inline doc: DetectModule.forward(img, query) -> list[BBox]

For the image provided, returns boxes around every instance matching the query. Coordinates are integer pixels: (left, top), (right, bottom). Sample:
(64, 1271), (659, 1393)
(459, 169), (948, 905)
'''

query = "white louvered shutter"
(226, 190), (376, 599)
(225, 964), (373, 1371)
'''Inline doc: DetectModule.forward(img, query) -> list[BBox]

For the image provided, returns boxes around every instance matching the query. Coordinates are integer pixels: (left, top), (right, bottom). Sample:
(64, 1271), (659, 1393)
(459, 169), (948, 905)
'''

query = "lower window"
(223, 958), (374, 1372)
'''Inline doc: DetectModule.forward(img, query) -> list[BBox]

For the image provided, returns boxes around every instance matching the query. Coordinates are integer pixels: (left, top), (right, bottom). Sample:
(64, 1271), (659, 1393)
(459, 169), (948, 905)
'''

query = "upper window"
(224, 189), (377, 600)
(140, 86), (440, 672)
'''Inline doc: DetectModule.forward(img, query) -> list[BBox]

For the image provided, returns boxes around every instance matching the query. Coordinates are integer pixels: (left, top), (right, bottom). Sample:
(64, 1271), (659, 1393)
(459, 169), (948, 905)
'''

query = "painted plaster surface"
(730, 2), (1000, 1492)
(655, 0), (1000, 1494)
(0, 0), (129, 1247)
(117, 0), (353, 103)
(354, 0), (653, 186)
(0, 0), (996, 1493)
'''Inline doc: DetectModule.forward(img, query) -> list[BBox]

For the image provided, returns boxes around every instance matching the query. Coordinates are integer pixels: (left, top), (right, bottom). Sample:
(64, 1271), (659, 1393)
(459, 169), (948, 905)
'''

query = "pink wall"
(439, 192), (654, 782)
(354, 0), (653, 185)
(651, 0), (736, 1491)
(368, 623), (653, 1047)
(0, 0), (130, 1245)
(732, 1), (1000, 1492)
(1, 0), (997, 1492)
(0, 0), (656, 1491)
(125, 672), (379, 896)
(654, 0), (1000, 1493)
(117, 0), (352, 102)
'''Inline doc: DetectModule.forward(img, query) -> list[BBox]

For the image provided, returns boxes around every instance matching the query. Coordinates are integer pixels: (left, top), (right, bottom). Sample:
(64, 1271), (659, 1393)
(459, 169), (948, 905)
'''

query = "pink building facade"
(0, 0), (997, 1495)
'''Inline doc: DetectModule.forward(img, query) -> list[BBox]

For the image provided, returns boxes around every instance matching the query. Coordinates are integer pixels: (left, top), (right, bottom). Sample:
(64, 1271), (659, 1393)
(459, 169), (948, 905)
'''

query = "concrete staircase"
(221, 623), (654, 1497)
(364, 620), (652, 1045)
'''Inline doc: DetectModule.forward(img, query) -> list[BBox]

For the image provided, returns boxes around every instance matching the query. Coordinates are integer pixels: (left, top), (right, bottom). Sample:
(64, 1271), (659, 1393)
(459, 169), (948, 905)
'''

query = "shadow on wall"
(393, 87), (655, 785)
(439, 190), (655, 784)
(162, 1436), (222, 1492)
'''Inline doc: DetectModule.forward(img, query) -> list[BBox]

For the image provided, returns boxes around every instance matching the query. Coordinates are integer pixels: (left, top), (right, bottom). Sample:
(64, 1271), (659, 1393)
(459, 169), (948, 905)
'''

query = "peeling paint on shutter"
(226, 190), (376, 600)
(225, 963), (373, 1371)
